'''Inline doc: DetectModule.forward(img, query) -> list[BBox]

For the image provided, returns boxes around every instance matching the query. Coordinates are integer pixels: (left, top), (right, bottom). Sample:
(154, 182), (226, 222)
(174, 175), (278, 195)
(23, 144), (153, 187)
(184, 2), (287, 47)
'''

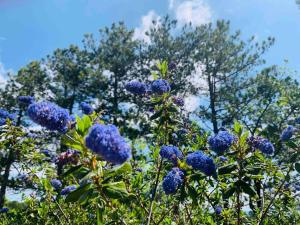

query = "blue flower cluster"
(27, 101), (70, 132)
(248, 136), (274, 154)
(80, 102), (94, 115)
(159, 145), (183, 164)
(162, 168), (184, 194)
(18, 96), (35, 106)
(85, 124), (131, 165)
(172, 96), (184, 107)
(280, 125), (296, 142)
(208, 130), (235, 154)
(61, 185), (76, 195)
(0, 207), (9, 213)
(151, 79), (171, 95)
(125, 81), (147, 95)
(0, 108), (15, 126)
(50, 179), (62, 190)
(186, 151), (216, 176)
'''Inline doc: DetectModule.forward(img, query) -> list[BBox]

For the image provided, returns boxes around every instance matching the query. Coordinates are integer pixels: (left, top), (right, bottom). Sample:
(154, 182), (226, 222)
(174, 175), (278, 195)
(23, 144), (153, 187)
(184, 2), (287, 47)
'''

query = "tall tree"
(189, 20), (274, 133)
(83, 22), (139, 124)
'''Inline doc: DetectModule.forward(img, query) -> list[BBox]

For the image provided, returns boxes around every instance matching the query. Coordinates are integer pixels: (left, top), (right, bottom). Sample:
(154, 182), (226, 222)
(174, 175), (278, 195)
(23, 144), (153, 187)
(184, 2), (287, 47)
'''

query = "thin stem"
(257, 165), (293, 225)
(146, 158), (163, 225)
(185, 203), (194, 225)
(55, 200), (70, 224)
(64, 133), (81, 145)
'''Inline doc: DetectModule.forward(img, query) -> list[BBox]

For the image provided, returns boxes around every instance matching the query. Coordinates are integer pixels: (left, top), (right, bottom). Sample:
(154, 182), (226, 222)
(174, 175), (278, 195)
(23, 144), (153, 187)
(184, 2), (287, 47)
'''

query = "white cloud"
(0, 62), (8, 87)
(172, 0), (212, 27)
(168, 0), (176, 9)
(133, 10), (161, 43)
(184, 95), (200, 112)
(188, 62), (207, 91)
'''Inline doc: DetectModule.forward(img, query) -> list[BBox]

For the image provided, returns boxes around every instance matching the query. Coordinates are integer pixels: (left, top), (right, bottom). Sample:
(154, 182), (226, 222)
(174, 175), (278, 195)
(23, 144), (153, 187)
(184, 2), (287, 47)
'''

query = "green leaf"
(96, 205), (104, 225)
(62, 132), (83, 151)
(295, 162), (300, 173)
(150, 109), (163, 120)
(233, 120), (243, 136)
(104, 162), (132, 180)
(246, 166), (261, 175)
(76, 115), (92, 135)
(188, 173), (205, 181)
(240, 181), (257, 197)
(223, 186), (235, 199)
(218, 163), (237, 175)
(187, 185), (198, 202)
(103, 181), (129, 199)
(65, 183), (92, 203)
(62, 165), (83, 177)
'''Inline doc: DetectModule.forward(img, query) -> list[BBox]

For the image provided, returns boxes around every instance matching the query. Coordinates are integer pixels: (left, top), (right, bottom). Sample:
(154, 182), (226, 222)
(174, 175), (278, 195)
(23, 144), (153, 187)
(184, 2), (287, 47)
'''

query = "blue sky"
(0, 0), (300, 80)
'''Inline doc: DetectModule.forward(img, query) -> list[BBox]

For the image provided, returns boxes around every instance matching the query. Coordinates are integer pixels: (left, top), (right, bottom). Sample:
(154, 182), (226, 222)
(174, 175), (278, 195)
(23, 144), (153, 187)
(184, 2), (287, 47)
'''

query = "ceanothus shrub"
(85, 124), (131, 165)
(208, 130), (235, 154)
(0, 108), (15, 126)
(162, 168), (184, 194)
(159, 145), (183, 164)
(80, 102), (94, 115)
(125, 81), (147, 95)
(27, 101), (72, 132)
(186, 151), (217, 176)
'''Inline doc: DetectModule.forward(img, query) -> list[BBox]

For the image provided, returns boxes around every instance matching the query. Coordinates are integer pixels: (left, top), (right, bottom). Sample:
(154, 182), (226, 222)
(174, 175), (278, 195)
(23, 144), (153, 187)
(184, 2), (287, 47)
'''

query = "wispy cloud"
(0, 62), (8, 87)
(133, 10), (161, 43)
(172, 0), (212, 27)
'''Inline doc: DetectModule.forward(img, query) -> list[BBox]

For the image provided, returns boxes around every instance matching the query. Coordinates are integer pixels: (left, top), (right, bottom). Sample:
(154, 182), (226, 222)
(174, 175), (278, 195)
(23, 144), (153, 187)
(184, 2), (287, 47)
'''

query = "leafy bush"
(0, 62), (299, 225)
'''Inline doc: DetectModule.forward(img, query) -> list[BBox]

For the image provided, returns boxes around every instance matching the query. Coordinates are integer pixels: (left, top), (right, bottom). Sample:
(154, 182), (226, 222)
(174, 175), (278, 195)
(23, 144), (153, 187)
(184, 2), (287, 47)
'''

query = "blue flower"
(162, 168), (184, 195)
(160, 145), (183, 164)
(208, 130), (235, 154)
(186, 151), (216, 176)
(27, 101), (70, 132)
(168, 61), (177, 71)
(0, 108), (15, 125)
(85, 124), (131, 165)
(136, 168), (143, 172)
(0, 207), (9, 213)
(18, 96), (35, 106)
(248, 136), (274, 154)
(50, 179), (62, 190)
(151, 79), (171, 95)
(215, 206), (222, 215)
(61, 185), (76, 195)
(280, 125), (296, 142)
(125, 81), (147, 95)
(172, 96), (184, 107)
(80, 102), (94, 115)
